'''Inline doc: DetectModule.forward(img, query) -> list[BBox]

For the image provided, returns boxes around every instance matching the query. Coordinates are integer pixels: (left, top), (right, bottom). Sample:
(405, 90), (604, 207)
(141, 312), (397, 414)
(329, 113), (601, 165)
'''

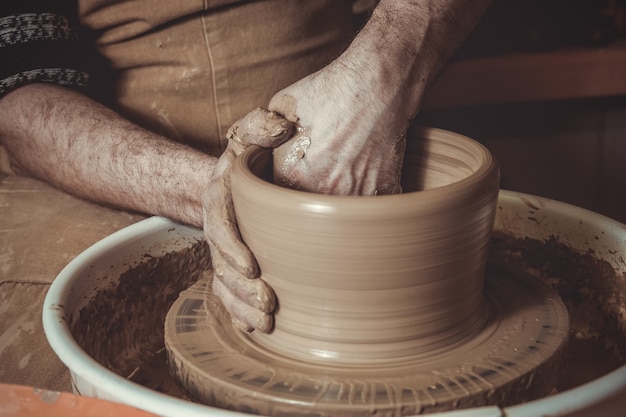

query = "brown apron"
(79, 0), (353, 155)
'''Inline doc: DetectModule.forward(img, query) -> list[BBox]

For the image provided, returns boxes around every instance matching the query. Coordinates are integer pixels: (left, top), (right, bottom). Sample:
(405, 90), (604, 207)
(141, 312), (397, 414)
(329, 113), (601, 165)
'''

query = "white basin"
(43, 190), (626, 417)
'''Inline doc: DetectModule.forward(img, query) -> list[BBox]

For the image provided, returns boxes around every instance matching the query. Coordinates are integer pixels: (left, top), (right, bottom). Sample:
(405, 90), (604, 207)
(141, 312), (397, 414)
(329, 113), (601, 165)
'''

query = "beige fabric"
(79, 0), (354, 155)
(0, 175), (145, 391)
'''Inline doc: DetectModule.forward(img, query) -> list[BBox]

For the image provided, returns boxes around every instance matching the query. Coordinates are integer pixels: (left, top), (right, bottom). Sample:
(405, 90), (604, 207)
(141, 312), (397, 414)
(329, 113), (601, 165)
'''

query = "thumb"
(227, 107), (294, 148)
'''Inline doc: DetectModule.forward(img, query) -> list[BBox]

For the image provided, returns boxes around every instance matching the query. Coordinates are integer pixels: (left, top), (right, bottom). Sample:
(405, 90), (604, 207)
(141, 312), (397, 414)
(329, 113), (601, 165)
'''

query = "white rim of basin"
(43, 190), (626, 417)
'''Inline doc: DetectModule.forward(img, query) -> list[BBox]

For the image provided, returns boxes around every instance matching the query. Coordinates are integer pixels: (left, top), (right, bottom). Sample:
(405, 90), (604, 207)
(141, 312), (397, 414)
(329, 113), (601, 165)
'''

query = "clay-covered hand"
(269, 55), (410, 196)
(266, 0), (492, 195)
(202, 108), (292, 332)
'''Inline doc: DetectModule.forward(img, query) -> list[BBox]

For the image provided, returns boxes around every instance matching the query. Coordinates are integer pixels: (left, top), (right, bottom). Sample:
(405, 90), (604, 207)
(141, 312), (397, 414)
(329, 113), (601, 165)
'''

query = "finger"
(212, 275), (274, 333)
(212, 141), (240, 179)
(268, 93), (299, 122)
(202, 179), (258, 278)
(211, 248), (275, 313)
(227, 107), (294, 148)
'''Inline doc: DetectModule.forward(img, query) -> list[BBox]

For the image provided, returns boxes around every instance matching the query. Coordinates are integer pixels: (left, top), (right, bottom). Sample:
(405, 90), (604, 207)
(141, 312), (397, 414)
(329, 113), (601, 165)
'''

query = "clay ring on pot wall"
(231, 127), (500, 365)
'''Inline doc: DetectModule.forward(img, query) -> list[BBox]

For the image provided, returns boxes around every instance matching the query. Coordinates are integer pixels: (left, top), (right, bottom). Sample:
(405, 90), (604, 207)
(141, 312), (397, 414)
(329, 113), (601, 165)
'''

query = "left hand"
(202, 108), (292, 332)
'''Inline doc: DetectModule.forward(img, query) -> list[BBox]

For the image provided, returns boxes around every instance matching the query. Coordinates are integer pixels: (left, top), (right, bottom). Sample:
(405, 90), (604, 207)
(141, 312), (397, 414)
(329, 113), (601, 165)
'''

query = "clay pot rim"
(233, 127), (497, 212)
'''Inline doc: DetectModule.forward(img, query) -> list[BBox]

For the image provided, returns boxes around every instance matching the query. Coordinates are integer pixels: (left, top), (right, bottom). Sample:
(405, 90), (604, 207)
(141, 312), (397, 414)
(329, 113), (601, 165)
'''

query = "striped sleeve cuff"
(0, 11), (89, 97)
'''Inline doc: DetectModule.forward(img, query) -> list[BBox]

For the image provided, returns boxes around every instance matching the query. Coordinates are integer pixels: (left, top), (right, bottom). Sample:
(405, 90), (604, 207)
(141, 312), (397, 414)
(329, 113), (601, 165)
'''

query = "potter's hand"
(269, 58), (407, 196)
(268, 0), (492, 195)
(202, 108), (292, 332)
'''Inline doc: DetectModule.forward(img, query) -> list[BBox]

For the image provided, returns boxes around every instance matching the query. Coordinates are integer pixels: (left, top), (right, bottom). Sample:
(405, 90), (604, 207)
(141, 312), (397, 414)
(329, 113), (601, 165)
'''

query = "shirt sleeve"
(0, 1), (89, 97)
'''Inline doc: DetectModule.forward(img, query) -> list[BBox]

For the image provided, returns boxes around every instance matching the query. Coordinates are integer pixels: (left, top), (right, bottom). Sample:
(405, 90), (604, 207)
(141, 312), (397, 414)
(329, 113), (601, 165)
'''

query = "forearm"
(0, 84), (215, 227)
(342, 0), (491, 119)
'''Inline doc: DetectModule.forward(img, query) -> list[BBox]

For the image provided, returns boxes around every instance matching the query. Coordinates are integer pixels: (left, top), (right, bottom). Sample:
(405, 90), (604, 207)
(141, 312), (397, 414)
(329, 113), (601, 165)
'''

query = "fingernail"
(255, 314), (274, 333)
(232, 317), (253, 332)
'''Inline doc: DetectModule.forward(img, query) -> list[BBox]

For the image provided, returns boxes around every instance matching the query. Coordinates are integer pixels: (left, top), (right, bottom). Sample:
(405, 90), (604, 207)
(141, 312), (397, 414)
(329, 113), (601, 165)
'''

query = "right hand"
(268, 52), (408, 196)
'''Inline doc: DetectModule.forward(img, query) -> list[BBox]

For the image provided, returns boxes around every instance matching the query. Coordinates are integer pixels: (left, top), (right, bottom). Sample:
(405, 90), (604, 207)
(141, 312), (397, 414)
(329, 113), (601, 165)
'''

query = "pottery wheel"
(164, 264), (569, 417)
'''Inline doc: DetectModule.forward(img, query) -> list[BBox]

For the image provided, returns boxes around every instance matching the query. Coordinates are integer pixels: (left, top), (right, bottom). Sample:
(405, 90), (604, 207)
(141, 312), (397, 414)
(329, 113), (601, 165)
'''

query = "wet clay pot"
(230, 127), (500, 366)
